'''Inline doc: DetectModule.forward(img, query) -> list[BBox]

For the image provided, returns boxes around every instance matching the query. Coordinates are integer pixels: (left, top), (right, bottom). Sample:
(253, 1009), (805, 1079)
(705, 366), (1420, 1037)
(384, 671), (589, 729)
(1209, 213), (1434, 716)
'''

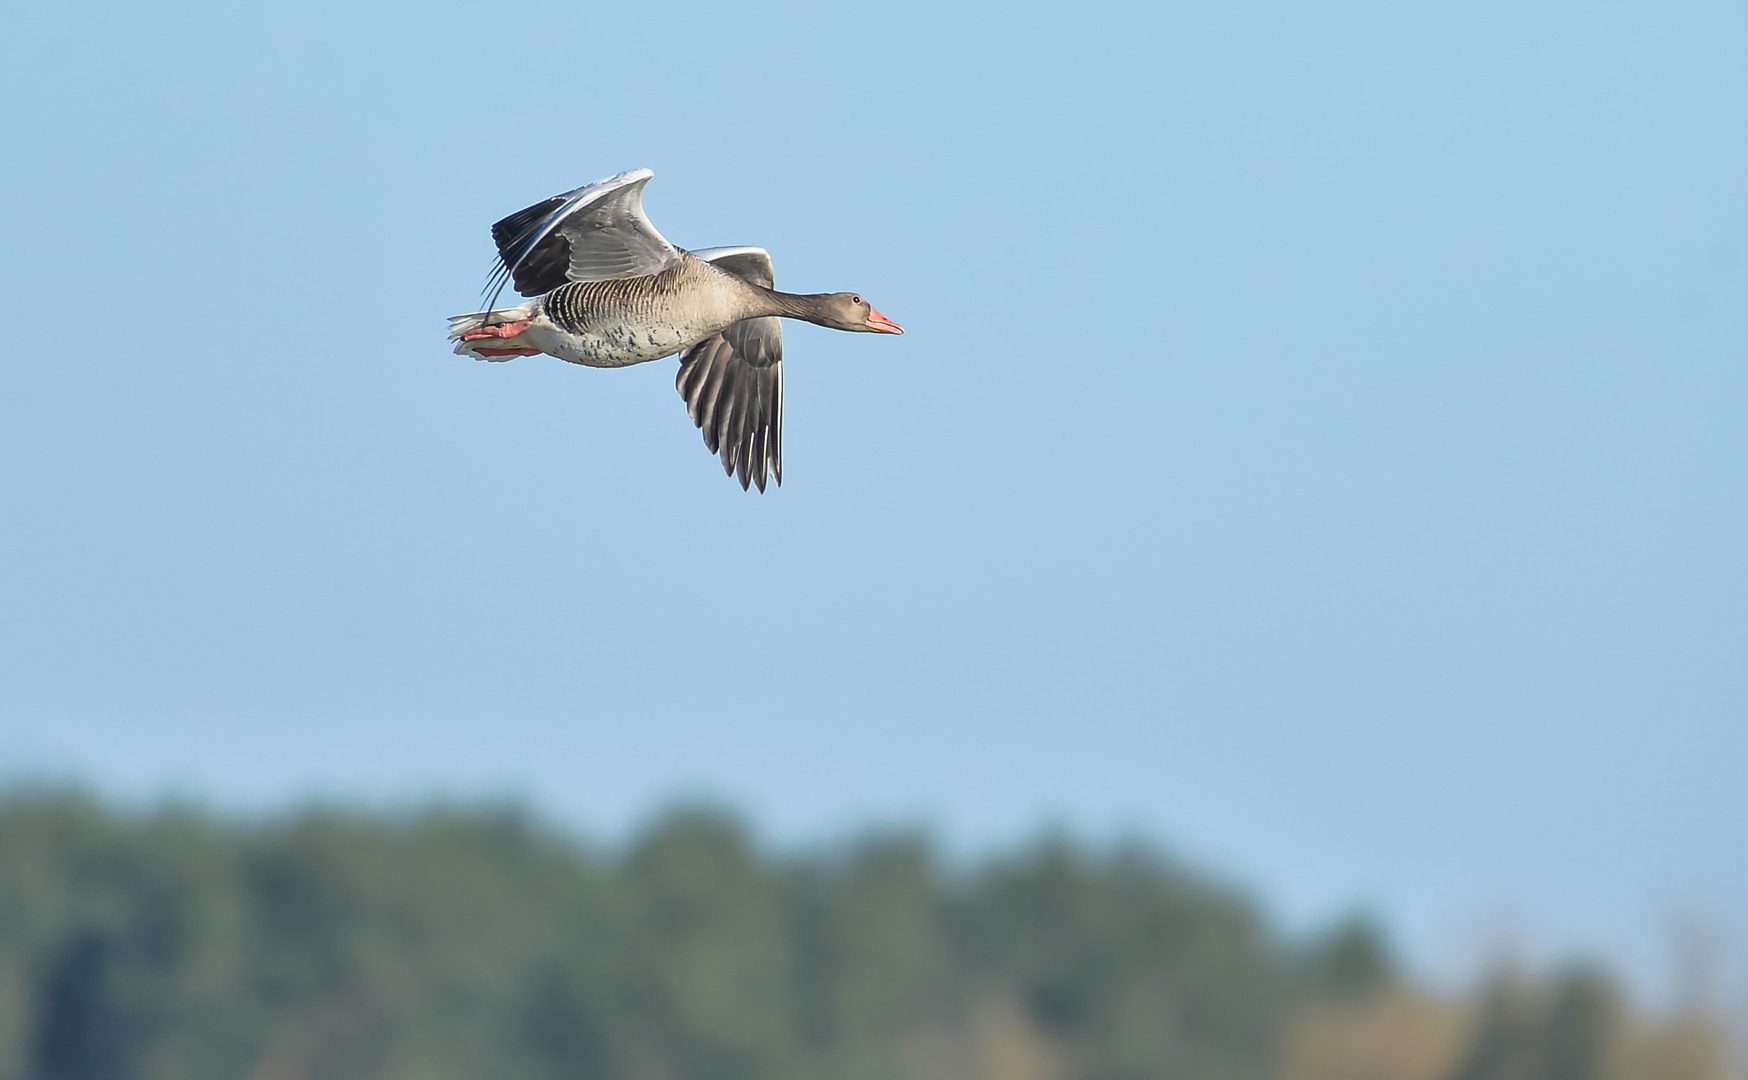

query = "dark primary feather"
(490, 196), (566, 252)
(487, 196), (576, 298)
(481, 195), (563, 305)
(677, 328), (783, 491)
(675, 248), (785, 492)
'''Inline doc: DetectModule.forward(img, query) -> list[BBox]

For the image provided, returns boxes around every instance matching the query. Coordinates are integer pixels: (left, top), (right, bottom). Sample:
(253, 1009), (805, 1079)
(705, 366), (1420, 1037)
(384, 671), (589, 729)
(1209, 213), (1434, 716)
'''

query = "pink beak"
(865, 306), (904, 334)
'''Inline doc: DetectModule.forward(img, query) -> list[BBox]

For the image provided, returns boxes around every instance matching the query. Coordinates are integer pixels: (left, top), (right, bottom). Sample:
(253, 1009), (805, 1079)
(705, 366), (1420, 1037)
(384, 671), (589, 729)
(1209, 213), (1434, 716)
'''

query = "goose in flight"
(447, 169), (903, 491)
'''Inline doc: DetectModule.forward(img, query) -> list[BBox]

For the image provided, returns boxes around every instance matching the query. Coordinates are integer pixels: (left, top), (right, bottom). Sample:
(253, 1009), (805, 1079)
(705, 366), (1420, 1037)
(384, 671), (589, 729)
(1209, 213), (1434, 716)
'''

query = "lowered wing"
(677, 247), (784, 492)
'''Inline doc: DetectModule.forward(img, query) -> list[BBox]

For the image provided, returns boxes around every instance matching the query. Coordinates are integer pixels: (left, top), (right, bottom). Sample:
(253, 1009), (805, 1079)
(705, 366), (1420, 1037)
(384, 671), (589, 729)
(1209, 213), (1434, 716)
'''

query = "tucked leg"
(460, 319), (532, 342)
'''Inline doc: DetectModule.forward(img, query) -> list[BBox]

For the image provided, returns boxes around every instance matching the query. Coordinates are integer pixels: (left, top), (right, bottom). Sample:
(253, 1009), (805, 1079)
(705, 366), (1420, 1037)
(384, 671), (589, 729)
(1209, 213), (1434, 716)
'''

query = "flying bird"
(448, 169), (903, 491)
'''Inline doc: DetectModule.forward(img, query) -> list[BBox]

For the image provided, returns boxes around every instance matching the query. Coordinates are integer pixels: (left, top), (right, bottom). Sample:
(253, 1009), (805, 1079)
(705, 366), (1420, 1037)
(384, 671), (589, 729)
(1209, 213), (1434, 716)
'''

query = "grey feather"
(675, 248), (784, 491)
(489, 169), (681, 297)
(687, 246), (775, 289)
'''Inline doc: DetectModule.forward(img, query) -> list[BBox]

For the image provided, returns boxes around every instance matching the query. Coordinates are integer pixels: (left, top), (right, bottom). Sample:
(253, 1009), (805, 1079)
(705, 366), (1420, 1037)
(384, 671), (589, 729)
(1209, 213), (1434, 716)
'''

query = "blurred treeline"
(0, 792), (1733, 1080)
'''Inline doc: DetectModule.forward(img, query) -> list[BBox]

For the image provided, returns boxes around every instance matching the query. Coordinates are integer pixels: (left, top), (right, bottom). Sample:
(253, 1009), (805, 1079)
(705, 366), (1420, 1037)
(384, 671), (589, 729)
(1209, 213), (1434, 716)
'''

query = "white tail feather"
(447, 301), (539, 360)
(446, 301), (536, 341)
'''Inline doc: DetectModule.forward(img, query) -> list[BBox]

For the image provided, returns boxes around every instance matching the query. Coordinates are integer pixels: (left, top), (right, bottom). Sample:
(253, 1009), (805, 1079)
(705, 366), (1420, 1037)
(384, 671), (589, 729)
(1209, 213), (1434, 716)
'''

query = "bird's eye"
(853, 296), (863, 304)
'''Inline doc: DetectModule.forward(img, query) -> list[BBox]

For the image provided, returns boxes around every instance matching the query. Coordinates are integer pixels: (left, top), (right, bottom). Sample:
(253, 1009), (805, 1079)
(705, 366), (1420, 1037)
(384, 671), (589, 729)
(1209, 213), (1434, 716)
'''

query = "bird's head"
(817, 293), (904, 334)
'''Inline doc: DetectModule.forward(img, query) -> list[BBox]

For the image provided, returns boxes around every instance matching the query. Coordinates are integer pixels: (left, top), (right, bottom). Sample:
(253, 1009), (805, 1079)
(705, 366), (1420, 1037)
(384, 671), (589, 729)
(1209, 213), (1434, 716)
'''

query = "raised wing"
(687, 246), (775, 289)
(485, 169), (681, 300)
(677, 247), (784, 492)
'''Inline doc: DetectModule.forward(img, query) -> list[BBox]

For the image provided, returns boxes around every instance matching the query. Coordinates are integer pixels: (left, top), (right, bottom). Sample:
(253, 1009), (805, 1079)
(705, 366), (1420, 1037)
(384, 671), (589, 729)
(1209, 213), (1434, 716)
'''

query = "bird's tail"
(447, 301), (541, 360)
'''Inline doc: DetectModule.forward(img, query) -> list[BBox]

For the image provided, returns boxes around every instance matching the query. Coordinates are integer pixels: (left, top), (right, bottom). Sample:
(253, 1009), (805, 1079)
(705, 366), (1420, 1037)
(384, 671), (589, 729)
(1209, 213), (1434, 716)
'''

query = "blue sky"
(2, 2), (1744, 995)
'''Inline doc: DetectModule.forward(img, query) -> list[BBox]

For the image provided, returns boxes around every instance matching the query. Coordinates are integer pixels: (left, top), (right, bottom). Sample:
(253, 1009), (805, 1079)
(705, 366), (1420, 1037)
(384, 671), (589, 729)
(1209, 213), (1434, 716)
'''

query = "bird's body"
(460, 256), (755, 369)
(447, 169), (902, 490)
(539, 258), (747, 367)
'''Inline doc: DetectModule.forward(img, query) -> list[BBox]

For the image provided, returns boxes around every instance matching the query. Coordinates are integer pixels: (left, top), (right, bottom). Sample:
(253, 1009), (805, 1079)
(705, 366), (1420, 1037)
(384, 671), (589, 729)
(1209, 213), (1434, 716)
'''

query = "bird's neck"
(745, 286), (838, 327)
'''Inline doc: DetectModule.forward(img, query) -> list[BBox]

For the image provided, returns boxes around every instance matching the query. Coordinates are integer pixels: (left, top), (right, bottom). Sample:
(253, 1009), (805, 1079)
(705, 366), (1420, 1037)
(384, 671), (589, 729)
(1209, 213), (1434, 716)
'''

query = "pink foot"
(474, 346), (542, 357)
(461, 319), (532, 342)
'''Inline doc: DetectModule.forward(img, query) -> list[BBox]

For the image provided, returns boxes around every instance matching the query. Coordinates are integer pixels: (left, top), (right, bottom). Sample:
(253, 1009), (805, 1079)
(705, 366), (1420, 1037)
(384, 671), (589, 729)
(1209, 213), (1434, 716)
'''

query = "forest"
(0, 791), (1731, 1080)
